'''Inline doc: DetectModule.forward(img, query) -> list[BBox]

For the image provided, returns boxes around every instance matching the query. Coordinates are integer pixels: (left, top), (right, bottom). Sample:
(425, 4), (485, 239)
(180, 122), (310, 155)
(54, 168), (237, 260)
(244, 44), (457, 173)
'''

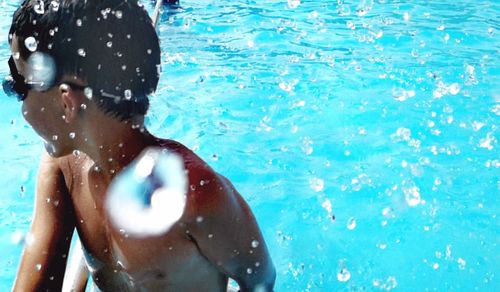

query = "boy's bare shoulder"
(158, 139), (237, 217)
(41, 151), (93, 192)
(157, 139), (216, 177)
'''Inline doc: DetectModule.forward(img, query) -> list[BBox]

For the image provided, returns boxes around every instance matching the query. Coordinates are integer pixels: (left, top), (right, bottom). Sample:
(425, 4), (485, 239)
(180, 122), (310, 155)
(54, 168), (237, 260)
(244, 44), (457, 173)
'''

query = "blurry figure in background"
(6, 0), (275, 291)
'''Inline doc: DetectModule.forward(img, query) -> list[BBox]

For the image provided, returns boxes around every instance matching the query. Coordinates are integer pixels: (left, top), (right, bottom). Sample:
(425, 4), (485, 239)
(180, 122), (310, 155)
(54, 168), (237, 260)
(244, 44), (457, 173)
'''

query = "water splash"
(106, 148), (188, 237)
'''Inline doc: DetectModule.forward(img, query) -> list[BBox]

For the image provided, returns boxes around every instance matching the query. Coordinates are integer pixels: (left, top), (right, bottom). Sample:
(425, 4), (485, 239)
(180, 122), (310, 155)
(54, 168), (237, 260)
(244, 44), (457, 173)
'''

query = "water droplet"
(36, 263), (42, 271)
(382, 207), (394, 217)
(77, 48), (86, 57)
(69, 132), (76, 139)
(24, 37), (38, 52)
(337, 267), (351, 282)
(107, 41), (112, 48)
(287, 0), (301, 9)
(121, 65), (127, 71)
(34, 0), (45, 14)
(73, 150), (81, 156)
(115, 10), (122, 19)
(101, 8), (111, 19)
(392, 88), (415, 102)
(403, 185), (421, 207)
(383, 276), (398, 290)
(10, 231), (25, 245)
(50, 0), (59, 11)
(52, 135), (58, 141)
(301, 137), (313, 155)
(377, 242), (387, 250)
(84, 87), (93, 99)
(80, 104), (87, 110)
(338, 5), (350, 16)
(346, 21), (355, 30)
(457, 258), (466, 270)
(76, 19), (82, 26)
(309, 177), (324, 192)
(196, 216), (204, 223)
(479, 133), (495, 150)
(403, 12), (410, 22)
(124, 89), (132, 100)
(251, 240), (259, 248)
(448, 83), (460, 95)
(321, 199), (333, 215)
(471, 121), (485, 131)
(147, 49), (152, 54)
(347, 217), (357, 230)
(246, 268), (253, 274)
(356, 8), (368, 17)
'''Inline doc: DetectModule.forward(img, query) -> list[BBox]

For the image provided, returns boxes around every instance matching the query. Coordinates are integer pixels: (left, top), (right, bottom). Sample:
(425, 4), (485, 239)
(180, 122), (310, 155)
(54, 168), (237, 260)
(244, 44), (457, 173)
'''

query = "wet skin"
(59, 140), (268, 291)
(10, 37), (275, 291)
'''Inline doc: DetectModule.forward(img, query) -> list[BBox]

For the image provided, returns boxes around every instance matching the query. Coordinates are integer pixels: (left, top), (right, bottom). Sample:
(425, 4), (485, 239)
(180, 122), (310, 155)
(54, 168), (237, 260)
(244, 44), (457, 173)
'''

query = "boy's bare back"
(27, 139), (273, 291)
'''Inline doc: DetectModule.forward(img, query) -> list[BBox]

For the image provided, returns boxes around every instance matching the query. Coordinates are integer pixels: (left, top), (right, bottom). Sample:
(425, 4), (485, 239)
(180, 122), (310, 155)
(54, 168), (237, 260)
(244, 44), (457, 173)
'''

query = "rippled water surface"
(1, 0), (499, 290)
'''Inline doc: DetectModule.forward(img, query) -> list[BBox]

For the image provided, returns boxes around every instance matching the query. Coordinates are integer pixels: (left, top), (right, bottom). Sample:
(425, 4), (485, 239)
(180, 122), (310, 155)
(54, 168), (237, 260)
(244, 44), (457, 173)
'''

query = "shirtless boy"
(6, 0), (275, 291)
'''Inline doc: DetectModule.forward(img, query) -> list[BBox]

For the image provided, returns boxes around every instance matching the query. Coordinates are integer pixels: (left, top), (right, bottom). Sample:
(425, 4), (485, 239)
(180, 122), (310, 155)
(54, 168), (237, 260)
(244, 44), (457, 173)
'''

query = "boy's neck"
(78, 115), (159, 180)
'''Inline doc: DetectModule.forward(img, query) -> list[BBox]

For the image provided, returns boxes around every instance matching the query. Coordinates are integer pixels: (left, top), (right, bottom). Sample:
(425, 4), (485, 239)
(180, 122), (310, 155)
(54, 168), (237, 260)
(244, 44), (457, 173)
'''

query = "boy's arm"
(189, 174), (276, 292)
(13, 152), (76, 291)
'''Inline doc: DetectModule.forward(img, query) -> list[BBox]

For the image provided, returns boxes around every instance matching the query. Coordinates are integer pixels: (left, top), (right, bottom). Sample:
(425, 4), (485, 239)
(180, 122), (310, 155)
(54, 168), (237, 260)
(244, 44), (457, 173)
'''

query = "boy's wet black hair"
(9, 0), (161, 121)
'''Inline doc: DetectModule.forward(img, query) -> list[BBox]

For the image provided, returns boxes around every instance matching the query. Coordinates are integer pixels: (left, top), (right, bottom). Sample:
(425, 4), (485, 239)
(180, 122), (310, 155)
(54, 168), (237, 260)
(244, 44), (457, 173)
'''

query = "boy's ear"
(59, 84), (80, 123)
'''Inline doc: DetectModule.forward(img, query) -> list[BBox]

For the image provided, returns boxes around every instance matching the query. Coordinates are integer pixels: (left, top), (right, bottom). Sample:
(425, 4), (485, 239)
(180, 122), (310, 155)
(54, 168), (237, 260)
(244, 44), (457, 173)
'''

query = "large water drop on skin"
(26, 52), (56, 91)
(106, 148), (188, 237)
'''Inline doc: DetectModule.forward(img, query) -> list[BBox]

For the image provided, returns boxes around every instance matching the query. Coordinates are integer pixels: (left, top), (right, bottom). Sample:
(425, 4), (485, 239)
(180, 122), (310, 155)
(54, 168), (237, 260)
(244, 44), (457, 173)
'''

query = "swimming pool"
(1, 0), (499, 290)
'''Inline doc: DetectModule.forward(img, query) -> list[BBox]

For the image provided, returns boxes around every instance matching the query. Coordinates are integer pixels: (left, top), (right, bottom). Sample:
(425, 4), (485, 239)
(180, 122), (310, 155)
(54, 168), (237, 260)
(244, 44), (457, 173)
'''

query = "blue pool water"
(1, 0), (499, 290)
